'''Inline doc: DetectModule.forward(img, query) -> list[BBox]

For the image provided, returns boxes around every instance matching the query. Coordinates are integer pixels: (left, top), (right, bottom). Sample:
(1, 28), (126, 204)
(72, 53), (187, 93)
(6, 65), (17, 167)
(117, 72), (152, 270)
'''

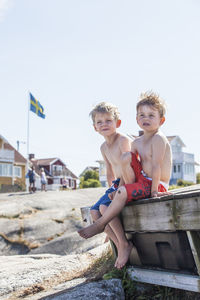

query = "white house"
(168, 136), (196, 185)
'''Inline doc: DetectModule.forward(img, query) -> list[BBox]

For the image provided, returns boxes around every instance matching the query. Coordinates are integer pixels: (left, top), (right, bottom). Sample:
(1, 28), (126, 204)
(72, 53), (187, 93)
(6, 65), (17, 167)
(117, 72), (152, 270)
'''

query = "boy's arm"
(151, 135), (167, 197)
(101, 146), (115, 187)
(120, 139), (137, 185)
(118, 136), (133, 186)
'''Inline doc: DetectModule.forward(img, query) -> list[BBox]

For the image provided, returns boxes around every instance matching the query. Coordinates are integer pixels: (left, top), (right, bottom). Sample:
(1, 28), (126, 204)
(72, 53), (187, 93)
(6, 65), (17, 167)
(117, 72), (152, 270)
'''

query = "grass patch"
(83, 246), (115, 281)
(103, 267), (200, 299)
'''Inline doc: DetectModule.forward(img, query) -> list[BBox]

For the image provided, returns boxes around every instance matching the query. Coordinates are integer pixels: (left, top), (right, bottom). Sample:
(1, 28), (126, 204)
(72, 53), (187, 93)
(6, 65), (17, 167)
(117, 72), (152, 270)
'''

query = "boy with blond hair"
(78, 92), (172, 269)
(88, 101), (133, 268)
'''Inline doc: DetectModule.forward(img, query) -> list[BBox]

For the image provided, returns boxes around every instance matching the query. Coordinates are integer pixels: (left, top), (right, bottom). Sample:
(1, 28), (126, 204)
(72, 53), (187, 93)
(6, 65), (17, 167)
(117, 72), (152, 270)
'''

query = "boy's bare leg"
(121, 152), (135, 184)
(91, 208), (119, 249)
(78, 186), (127, 238)
(100, 204), (133, 269)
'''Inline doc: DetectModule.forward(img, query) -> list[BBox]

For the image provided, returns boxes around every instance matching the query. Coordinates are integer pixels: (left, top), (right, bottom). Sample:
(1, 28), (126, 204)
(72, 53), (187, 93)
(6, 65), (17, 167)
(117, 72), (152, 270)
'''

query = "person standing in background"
(40, 168), (47, 191)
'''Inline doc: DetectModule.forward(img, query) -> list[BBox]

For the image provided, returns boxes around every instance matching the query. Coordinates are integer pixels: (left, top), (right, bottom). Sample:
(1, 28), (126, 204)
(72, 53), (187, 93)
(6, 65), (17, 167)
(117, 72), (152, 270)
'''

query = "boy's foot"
(78, 222), (105, 239)
(115, 241), (133, 269)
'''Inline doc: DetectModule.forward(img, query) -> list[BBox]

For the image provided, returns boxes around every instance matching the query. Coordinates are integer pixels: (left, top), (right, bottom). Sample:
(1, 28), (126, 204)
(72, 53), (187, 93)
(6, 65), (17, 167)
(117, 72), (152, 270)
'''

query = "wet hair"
(89, 102), (120, 123)
(137, 91), (166, 118)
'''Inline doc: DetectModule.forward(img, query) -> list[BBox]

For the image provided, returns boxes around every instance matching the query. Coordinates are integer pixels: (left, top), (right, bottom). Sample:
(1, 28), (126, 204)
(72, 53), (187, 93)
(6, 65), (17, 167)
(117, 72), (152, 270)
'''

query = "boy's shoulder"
(151, 131), (168, 144)
(118, 132), (132, 142)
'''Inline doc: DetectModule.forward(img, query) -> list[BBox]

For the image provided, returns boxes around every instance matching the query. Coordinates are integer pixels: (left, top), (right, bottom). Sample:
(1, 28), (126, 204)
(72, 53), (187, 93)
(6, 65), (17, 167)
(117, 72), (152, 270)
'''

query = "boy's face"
(93, 112), (121, 137)
(136, 105), (165, 132)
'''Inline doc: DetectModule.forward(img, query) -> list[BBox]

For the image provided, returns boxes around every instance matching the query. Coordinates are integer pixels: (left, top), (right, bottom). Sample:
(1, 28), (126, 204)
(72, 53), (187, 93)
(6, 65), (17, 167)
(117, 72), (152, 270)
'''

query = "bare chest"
(137, 142), (152, 162)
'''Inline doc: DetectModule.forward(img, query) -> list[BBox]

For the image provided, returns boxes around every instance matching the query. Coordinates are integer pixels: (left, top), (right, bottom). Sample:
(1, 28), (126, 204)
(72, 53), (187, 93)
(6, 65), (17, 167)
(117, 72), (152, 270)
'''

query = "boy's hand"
(108, 191), (116, 200)
(151, 191), (172, 198)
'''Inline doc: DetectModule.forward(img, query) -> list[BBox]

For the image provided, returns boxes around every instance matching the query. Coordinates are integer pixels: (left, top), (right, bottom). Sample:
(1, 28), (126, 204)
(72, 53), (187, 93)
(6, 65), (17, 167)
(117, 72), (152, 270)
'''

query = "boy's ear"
(160, 116), (165, 125)
(93, 124), (98, 131)
(116, 119), (121, 128)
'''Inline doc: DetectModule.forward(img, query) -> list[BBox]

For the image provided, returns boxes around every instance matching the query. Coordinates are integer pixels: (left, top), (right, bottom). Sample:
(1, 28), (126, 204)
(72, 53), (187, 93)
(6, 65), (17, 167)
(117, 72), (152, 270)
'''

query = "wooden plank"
(128, 189), (200, 206)
(122, 196), (200, 232)
(127, 267), (200, 292)
(170, 184), (200, 194)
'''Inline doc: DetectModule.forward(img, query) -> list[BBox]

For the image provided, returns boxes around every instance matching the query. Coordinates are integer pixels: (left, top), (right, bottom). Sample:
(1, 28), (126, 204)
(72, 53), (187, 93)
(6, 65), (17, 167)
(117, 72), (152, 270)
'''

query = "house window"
(53, 165), (62, 171)
(68, 178), (71, 187)
(178, 165), (181, 173)
(71, 180), (74, 188)
(0, 163), (13, 176)
(173, 165), (176, 173)
(14, 166), (22, 178)
(189, 164), (194, 174)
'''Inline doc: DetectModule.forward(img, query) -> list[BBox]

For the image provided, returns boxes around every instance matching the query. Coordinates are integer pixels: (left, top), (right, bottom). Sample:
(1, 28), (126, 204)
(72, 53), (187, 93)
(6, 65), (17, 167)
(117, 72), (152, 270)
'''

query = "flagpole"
(26, 91), (30, 192)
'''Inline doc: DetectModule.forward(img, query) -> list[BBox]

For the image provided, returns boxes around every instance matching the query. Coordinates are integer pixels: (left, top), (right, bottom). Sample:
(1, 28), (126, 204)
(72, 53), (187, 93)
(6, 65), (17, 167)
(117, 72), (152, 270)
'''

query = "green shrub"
(196, 173), (200, 184)
(83, 170), (99, 181)
(177, 179), (193, 187)
(79, 170), (101, 189)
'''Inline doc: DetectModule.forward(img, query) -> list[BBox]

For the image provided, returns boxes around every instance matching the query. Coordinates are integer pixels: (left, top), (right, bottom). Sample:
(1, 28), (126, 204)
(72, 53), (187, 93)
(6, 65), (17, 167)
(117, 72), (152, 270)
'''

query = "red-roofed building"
(29, 155), (78, 190)
(0, 135), (27, 192)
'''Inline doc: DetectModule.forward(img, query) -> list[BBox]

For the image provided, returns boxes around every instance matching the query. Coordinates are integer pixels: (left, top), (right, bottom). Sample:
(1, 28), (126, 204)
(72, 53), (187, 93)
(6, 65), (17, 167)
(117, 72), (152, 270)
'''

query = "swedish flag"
(30, 93), (45, 119)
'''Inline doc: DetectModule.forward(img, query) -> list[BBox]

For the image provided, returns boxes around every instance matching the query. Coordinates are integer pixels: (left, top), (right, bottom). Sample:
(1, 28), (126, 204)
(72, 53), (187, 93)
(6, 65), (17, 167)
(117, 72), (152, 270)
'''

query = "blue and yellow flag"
(30, 93), (45, 119)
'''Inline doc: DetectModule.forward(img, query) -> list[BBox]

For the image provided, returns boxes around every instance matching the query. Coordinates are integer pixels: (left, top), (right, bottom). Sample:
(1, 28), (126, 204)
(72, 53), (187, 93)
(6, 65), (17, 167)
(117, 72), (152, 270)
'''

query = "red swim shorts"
(124, 153), (167, 203)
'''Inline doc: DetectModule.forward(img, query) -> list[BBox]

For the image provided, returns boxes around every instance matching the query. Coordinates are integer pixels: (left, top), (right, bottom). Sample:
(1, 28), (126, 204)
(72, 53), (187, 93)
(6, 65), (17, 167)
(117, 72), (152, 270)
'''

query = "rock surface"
(0, 243), (119, 299)
(0, 188), (106, 255)
(0, 188), (126, 299)
(41, 279), (125, 300)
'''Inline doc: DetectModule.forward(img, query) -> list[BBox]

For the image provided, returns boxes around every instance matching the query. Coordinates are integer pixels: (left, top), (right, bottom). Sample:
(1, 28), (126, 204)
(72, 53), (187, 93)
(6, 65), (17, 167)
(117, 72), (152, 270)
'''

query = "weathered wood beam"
(122, 195), (200, 232)
(127, 267), (200, 292)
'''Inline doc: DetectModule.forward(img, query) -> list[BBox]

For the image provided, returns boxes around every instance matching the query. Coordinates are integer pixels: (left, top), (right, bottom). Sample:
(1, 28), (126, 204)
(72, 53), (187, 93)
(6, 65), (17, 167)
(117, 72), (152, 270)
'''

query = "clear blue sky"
(1, 0), (200, 176)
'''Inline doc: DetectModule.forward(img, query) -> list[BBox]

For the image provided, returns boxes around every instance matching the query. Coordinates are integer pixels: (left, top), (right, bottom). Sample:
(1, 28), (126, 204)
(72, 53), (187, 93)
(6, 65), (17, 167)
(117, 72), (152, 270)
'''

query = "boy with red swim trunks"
(78, 92), (172, 269)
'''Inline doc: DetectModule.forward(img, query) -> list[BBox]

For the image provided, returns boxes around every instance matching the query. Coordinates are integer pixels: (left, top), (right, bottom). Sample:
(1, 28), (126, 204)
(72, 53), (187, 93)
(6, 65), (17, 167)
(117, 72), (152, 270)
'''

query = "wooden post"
(80, 206), (93, 226)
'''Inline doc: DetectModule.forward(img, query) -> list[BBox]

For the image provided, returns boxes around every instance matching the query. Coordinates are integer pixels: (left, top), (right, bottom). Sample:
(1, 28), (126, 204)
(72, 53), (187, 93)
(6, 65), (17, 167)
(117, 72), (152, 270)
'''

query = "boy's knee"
(117, 186), (127, 198)
(99, 204), (107, 214)
(90, 209), (101, 221)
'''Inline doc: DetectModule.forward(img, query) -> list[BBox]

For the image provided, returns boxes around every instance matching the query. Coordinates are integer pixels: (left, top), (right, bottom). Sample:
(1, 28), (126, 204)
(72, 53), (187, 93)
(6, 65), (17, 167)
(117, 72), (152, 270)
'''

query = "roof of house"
(167, 136), (186, 147)
(4, 143), (27, 164)
(30, 158), (78, 179)
(79, 166), (99, 177)
(63, 167), (78, 179)
(31, 158), (60, 166)
(166, 136), (177, 142)
(128, 134), (186, 147)
(0, 135), (8, 143)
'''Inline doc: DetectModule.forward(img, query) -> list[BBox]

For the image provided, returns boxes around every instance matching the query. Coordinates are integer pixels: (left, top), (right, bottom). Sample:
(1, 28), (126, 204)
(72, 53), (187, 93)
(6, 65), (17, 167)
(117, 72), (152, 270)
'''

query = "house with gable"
(0, 134), (27, 192)
(168, 136), (196, 185)
(29, 154), (78, 190)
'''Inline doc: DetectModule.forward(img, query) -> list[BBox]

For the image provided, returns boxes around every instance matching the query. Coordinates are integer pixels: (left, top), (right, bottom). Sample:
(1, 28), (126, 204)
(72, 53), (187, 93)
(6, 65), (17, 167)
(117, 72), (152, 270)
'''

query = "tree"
(196, 173), (200, 184)
(83, 170), (99, 181)
(79, 170), (101, 189)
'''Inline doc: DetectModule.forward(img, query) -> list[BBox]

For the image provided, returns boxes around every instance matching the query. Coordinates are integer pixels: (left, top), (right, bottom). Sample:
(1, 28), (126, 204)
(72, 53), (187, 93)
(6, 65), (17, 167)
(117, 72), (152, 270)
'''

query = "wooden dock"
(81, 185), (200, 292)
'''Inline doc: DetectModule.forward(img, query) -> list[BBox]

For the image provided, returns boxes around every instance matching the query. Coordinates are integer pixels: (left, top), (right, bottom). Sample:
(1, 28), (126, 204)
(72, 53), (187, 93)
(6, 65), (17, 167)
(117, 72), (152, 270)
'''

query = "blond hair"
(137, 91), (166, 118)
(89, 102), (120, 123)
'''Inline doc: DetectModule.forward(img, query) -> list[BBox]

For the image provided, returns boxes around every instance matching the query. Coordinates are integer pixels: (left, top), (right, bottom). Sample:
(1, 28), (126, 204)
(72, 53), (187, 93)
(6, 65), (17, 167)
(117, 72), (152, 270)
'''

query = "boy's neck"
(104, 132), (119, 145)
(142, 128), (160, 138)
